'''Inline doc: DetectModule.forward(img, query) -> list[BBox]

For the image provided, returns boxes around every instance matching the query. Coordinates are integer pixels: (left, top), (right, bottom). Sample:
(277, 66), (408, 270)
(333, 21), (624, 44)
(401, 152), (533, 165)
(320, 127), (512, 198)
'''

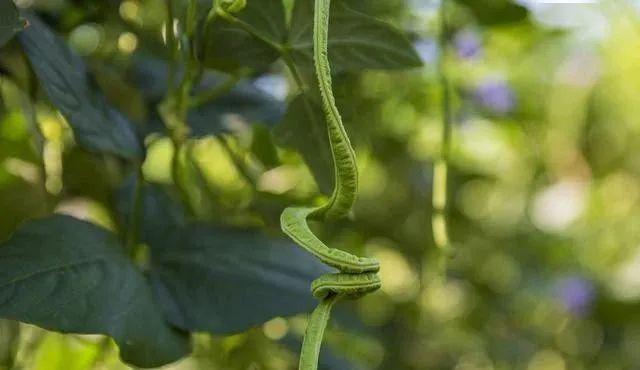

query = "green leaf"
(287, 0), (423, 71)
(0, 215), (190, 368)
(273, 94), (333, 194)
(150, 223), (332, 334)
(116, 184), (330, 334)
(202, 0), (287, 71)
(455, 0), (528, 25)
(0, 0), (24, 48)
(17, 14), (144, 160)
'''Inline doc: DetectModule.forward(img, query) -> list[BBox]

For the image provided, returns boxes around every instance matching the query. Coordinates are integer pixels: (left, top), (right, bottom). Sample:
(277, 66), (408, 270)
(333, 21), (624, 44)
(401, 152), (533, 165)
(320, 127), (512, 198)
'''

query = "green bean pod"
(279, 1), (382, 369)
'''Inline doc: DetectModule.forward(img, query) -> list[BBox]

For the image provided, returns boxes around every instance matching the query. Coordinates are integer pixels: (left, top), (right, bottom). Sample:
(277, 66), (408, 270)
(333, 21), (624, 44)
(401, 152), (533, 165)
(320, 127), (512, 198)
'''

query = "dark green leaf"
(202, 0), (287, 71)
(17, 14), (144, 160)
(455, 0), (528, 25)
(273, 94), (333, 194)
(288, 0), (423, 71)
(0, 0), (24, 48)
(0, 215), (190, 368)
(150, 223), (331, 334)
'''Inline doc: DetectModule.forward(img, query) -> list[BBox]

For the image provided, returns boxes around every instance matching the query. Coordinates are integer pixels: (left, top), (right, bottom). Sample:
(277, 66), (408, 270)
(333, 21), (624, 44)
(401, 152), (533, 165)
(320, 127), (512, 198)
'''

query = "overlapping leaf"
(0, 215), (190, 368)
(17, 14), (144, 160)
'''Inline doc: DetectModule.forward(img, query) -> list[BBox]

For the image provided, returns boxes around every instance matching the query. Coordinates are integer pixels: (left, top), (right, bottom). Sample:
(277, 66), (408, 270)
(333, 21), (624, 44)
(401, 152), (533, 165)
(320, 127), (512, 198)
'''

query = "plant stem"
(215, 9), (283, 52)
(298, 295), (339, 370)
(160, 0), (201, 215)
(126, 165), (143, 257)
(432, 0), (453, 282)
(218, 135), (257, 189)
(281, 51), (308, 93)
(165, 0), (178, 97)
(189, 68), (250, 108)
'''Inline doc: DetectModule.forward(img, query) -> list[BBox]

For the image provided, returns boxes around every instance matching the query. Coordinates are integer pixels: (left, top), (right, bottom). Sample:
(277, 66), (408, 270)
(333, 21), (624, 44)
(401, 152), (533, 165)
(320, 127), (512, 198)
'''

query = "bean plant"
(0, 0), (423, 368)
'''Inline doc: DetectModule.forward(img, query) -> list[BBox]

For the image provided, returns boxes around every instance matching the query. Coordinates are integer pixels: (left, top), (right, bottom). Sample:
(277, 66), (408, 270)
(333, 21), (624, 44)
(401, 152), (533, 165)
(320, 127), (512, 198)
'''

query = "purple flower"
(473, 79), (516, 115)
(555, 276), (594, 316)
(454, 30), (481, 60)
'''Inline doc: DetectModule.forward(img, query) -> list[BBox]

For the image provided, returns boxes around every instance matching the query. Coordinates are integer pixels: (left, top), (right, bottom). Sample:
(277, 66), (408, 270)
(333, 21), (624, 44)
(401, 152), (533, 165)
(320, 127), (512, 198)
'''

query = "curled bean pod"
(279, 1), (381, 369)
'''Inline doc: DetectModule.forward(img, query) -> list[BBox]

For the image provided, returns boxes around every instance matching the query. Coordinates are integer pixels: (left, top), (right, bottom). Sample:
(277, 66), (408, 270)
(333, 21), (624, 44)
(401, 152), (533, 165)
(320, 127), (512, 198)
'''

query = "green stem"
(165, 0), (178, 97)
(18, 90), (48, 202)
(126, 165), (143, 257)
(189, 69), (250, 108)
(215, 8), (283, 52)
(281, 51), (308, 93)
(299, 295), (339, 370)
(432, 0), (453, 281)
(160, 0), (202, 216)
(218, 135), (257, 190)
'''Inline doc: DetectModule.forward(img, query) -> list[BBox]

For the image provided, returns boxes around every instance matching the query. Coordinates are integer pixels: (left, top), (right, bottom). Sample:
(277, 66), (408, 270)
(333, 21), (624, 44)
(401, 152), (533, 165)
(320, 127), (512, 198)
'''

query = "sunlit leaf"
(0, 215), (190, 368)
(17, 14), (144, 160)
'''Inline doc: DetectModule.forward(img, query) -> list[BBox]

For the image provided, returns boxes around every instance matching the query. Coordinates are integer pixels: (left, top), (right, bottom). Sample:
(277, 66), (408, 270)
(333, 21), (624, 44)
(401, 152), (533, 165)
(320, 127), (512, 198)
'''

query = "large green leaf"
(273, 94), (333, 194)
(202, 0), (287, 71)
(17, 14), (144, 160)
(115, 183), (332, 334)
(287, 0), (423, 71)
(150, 223), (331, 334)
(0, 215), (190, 368)
(0, 0), (24, 48)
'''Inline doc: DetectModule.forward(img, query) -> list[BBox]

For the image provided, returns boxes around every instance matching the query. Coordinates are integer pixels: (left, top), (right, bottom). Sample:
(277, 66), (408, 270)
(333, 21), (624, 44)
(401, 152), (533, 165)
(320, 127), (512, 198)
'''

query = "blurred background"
(2, 0), (640, 369)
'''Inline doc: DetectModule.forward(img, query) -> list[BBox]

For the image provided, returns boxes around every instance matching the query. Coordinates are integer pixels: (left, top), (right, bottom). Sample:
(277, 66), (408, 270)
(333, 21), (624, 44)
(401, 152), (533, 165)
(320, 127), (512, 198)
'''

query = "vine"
(432, 0), (453, 282)
(279, 1), (381, 369)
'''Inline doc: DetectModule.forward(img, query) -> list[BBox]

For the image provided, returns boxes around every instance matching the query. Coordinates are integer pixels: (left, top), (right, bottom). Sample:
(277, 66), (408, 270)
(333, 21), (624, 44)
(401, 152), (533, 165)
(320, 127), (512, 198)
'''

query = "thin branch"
(432, 0), (453, 282)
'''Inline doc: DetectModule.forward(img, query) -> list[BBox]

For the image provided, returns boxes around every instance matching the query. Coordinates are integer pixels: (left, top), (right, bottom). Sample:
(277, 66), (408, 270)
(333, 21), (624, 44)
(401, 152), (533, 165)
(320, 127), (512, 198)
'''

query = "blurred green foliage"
(1, 0), (640, 369)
